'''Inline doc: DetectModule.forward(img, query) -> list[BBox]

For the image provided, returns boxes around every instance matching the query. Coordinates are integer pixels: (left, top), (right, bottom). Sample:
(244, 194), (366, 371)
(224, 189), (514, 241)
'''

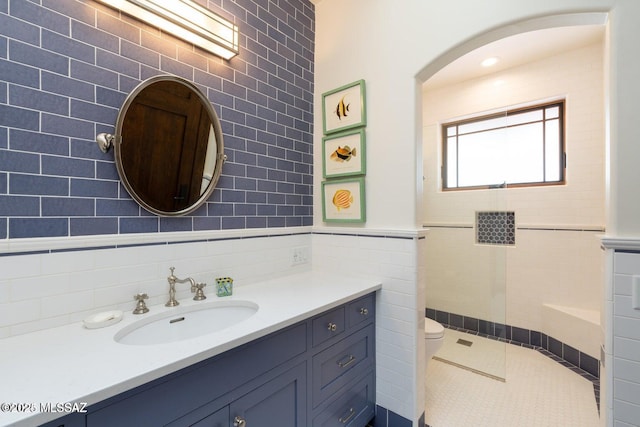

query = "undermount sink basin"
(114, 300), (259, 346)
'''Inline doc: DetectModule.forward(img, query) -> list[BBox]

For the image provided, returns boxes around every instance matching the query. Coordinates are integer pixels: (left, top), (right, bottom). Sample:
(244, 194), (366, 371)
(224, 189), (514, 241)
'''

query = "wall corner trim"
(600, 236), (640, 251)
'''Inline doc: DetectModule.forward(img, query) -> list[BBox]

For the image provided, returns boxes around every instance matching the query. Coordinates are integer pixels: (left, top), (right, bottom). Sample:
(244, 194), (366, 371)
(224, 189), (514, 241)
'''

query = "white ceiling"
(423, 25), (605, 90)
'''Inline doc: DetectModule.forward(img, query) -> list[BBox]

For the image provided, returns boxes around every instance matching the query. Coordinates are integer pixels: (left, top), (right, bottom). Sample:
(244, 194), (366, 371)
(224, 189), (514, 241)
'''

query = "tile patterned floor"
(434, 328), (507, 380)
(425, 330), (600, 427)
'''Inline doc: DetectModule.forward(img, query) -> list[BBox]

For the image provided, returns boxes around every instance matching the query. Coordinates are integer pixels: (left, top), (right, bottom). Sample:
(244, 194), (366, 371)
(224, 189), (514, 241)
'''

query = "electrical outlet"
(291, 246), (309, 265)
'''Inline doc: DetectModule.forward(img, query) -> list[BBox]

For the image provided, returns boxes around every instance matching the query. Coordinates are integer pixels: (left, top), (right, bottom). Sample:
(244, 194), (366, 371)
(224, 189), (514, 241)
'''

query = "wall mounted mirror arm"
(95, 75), (226, 217)
(96, 133), (116, 153)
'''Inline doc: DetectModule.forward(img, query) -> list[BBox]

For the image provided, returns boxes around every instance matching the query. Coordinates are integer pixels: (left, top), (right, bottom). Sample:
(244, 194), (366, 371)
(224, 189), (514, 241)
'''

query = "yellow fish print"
(330, 145), (356, 162)
(332, 189), (353, 211)
(335, 96), (349, 120)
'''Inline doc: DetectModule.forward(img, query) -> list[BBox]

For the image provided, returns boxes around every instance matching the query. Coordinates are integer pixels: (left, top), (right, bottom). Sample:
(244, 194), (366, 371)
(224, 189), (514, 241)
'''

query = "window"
(442, 101), (565, 190)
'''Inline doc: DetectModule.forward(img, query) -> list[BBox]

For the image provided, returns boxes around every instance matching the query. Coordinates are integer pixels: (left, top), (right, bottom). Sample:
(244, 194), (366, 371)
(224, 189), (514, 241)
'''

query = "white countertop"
(0, 271), (381, 427)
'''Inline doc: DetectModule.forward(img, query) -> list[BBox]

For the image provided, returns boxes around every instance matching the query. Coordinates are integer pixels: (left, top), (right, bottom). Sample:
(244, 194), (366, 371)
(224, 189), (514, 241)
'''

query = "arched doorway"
(416, 11), (608, 425)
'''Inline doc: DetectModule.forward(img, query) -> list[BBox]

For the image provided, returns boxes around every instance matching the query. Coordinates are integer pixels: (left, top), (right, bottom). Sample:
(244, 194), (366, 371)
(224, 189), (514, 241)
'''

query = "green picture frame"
(322, 79), (366, 135)
(322, 128), (366, 178)
(321, 177), (366, 223)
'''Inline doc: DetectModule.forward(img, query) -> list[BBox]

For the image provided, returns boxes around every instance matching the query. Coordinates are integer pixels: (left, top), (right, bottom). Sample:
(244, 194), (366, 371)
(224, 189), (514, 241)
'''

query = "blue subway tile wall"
(0, 0), (314, 239)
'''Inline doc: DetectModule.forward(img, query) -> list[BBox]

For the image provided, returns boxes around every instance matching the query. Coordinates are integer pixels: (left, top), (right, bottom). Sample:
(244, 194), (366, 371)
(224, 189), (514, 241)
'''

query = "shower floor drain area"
(456, 338), (473, 347)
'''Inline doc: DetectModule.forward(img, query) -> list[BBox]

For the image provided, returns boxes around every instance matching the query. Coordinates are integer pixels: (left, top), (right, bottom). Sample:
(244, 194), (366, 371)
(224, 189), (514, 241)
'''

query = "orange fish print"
(330, 145), (356, 162)
(332, 189), (353, 211)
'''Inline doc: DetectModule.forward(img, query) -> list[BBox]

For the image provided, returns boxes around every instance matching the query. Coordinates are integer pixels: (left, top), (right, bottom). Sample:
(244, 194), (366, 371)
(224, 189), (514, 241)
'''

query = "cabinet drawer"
(312, 324), (374, 407)
(312, 306), (345, 347)
(346, 293), (374, 330)
(312, 371), (375, 427)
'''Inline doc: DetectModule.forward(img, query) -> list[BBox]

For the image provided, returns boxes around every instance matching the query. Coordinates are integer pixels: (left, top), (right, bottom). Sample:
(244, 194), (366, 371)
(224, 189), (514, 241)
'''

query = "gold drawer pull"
(337, 354), (356, 368)
(327, 322), (337, 332)
(339, 407), (355, 424)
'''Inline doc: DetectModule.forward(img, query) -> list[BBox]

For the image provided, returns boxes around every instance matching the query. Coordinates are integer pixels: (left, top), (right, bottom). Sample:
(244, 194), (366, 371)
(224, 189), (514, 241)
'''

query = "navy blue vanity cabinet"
(310, 293), (376, 427)
(312, 371), (375, 427)
(228, 361), (307, 426)
(85, 322), (307, 427)
(312, 324), (375, 407)
(39, 413), (85, 427)
(177, 406), (227, 427)
(39, 292), (376, 427)
(312, 305), (346, 347)
(346, 293), (375, 330)
(168, 361), (307, 427)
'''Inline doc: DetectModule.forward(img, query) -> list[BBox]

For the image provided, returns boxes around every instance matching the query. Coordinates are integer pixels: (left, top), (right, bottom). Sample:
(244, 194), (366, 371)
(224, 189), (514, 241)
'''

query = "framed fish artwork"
(322, 79), (366, 135)
(322, 128), (366, 178)
(321, 177), (366, 223)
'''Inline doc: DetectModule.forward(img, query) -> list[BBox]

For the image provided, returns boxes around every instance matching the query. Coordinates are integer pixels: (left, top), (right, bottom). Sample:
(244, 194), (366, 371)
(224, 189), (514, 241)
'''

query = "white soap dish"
(83, 310), (123, 329)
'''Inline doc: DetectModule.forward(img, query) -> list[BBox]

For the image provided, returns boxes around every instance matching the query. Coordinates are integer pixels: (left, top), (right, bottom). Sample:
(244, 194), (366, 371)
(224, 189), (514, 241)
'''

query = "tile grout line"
(442, 324), (600, 410)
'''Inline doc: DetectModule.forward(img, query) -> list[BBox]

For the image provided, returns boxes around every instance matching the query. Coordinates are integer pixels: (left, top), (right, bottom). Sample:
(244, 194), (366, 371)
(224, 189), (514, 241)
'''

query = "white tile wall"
(423, 42), (605, 227)
(312, 228), (426, 424)
(611, 251), (640, 426)
(0, 226), (426, 425)
(0, 228), (312, 338)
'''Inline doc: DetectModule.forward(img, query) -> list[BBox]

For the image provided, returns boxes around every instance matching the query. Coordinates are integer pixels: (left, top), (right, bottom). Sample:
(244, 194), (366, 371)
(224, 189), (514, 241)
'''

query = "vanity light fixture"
(481, 56), (499, 67)
(96, 0), (239, 60)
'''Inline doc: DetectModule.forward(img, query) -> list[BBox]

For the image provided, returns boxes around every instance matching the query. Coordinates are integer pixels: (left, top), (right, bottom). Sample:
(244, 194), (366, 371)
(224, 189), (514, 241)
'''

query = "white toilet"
(424, 318), (445, 365)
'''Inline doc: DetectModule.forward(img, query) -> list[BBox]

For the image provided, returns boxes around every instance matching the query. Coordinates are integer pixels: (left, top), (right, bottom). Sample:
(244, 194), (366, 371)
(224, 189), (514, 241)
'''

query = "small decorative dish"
(83, 310), (124, 329)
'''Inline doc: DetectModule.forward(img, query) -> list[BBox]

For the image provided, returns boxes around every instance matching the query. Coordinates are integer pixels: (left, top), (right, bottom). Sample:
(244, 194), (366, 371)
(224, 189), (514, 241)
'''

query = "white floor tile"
(425, 331), (599, 427)
(434, 328), (507, 380)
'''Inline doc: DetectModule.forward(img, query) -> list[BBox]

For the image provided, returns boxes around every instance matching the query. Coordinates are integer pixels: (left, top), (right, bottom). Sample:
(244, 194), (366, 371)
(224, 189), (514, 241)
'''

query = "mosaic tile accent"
(0, 0), (315, 239)
(476, 211), (515, 245)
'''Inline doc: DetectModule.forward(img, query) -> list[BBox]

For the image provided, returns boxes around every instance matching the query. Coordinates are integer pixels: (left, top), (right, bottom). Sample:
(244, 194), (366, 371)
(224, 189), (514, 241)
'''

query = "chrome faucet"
(165, 267), (196, 307)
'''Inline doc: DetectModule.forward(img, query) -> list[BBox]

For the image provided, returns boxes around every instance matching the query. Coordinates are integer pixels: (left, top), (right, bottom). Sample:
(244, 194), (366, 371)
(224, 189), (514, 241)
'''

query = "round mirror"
(111, 75), (225, 216)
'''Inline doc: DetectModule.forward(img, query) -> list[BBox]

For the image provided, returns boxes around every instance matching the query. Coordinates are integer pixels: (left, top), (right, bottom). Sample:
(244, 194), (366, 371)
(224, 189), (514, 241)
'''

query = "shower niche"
(476, 211), (515, 246)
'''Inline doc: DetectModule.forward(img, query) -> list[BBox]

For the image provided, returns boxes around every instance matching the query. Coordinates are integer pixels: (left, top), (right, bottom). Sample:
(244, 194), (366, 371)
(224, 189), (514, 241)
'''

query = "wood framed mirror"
(103, 75), (225, 216)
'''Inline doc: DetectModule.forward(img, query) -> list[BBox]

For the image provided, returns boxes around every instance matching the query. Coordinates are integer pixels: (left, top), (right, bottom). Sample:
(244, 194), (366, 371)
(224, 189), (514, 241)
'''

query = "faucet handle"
(133, 293), (149, 314)
(193, 282), (207, 301)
